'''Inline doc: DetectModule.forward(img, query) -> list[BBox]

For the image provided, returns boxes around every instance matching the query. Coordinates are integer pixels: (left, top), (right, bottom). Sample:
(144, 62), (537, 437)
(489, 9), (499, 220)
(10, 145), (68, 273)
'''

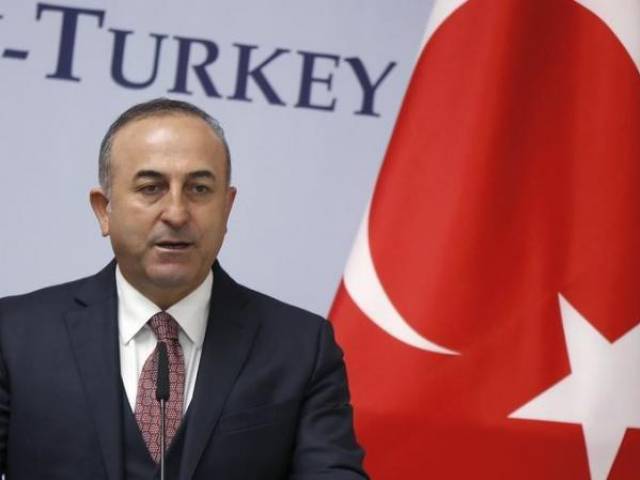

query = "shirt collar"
(116, 265), (212, 348)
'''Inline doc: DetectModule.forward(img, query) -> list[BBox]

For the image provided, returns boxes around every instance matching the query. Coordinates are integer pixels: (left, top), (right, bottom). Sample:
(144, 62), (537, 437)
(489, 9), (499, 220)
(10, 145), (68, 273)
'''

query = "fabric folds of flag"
(330, 1), (640, 478)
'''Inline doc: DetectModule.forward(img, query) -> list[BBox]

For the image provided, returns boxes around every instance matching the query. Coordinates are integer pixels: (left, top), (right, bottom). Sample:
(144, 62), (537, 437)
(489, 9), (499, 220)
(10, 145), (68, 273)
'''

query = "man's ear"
(226, 186), (237, 217)
(223, 186), (237, 233)
(89, 187), (111, 237)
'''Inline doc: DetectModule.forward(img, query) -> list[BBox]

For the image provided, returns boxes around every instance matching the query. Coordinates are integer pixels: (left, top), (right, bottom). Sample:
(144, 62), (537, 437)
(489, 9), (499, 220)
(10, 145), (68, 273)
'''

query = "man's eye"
(191, 184), (211, 194)
(140, 184), (161, 194)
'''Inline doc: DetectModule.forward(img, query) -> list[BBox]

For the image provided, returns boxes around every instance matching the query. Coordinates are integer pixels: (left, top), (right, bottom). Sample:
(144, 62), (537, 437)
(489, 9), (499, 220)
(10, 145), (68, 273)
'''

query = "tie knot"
(148, 311), (179, 342)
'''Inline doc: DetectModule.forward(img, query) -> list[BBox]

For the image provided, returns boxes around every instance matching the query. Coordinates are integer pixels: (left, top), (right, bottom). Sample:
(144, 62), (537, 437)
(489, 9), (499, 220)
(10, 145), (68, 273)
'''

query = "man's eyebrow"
(187, 170), (216, 181)
(134, 170), (165, 180)
(132, 170), (216, 181)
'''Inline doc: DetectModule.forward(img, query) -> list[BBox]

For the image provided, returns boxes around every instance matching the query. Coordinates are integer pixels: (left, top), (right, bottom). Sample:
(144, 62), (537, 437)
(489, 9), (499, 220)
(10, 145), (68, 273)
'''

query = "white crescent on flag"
(341, 0), (469, 356)
(343, 203), (458, 354)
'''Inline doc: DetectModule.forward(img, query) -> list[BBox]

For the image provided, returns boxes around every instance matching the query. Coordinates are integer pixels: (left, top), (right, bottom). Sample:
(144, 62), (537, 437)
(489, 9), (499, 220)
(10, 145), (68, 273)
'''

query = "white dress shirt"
(116, 265), (212, 413)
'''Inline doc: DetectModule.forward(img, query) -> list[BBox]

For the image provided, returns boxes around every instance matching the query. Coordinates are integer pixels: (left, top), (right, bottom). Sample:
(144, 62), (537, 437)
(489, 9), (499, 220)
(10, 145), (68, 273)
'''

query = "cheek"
(108, 210), (153, 250)
(197, 214), (229, 246)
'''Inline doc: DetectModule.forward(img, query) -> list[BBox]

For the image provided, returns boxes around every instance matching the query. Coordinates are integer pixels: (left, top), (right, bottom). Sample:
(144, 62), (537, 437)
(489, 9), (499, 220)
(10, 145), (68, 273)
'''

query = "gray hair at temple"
(98, 97), (232, 195)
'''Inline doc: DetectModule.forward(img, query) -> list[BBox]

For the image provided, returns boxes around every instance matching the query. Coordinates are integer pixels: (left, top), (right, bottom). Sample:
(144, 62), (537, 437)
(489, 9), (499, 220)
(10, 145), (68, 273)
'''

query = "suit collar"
(65, 260), (123, 480)
(73, 259), (119, 306)
(179, 262), (261, 479)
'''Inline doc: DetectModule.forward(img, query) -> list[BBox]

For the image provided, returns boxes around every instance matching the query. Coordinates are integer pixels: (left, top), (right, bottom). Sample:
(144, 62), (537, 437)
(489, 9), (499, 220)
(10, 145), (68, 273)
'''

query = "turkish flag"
(330, 1), (640, 479)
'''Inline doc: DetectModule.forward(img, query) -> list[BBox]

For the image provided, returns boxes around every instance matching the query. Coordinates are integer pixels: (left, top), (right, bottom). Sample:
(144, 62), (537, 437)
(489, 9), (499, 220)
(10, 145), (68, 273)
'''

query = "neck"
(145, 288), (192, 310)
(118, 268), (208, 310)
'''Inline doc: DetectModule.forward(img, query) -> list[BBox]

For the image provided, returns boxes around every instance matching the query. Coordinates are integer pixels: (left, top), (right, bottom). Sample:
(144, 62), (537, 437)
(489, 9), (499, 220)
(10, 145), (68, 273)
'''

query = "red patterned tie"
(134, 312), (185, 463)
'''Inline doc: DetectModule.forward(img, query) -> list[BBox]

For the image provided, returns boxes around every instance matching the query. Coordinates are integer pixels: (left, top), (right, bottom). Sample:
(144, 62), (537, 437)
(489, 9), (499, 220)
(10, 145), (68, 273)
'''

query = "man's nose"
(160, 190), (190, 227)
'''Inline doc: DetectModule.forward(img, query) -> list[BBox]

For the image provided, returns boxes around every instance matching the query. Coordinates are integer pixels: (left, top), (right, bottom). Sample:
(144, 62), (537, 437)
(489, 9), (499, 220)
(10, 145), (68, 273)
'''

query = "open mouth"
(156, 241), (192, 250)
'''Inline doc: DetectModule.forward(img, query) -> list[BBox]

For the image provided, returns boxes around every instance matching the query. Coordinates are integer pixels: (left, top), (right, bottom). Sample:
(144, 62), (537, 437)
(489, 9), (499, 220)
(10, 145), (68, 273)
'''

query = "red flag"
(330, 1), (640, 478)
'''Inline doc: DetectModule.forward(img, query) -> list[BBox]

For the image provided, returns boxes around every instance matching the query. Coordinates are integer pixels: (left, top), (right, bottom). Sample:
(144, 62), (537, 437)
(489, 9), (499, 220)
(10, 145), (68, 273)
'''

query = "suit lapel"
(64, 262), (123, 480)
(179, 264), (260, 480)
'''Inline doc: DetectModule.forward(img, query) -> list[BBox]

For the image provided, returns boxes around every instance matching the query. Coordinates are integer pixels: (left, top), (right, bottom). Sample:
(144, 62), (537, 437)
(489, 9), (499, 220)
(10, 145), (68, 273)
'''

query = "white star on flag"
(510, 294), (640, 480)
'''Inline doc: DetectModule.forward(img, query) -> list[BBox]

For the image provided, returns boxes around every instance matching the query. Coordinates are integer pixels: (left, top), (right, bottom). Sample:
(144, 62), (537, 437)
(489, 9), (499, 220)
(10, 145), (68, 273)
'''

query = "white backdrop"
(0, 0), (435, 315)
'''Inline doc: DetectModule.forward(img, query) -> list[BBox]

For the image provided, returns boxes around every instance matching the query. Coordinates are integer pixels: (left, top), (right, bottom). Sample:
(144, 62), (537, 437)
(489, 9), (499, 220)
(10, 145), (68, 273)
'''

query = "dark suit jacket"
(0, 261), (367, 479)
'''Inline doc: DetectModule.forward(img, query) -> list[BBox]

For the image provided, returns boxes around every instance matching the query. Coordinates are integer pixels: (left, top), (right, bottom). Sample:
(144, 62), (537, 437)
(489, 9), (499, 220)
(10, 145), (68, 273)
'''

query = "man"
(0, 98), (367, 479)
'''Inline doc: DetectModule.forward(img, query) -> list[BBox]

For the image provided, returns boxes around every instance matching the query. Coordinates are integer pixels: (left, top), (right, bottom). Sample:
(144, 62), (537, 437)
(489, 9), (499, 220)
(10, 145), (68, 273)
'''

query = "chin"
(147, 265), (200, 290)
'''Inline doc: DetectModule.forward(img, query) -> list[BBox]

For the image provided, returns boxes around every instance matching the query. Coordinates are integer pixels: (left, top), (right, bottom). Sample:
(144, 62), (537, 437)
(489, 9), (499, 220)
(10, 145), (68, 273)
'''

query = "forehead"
(110, 113), (226, 175)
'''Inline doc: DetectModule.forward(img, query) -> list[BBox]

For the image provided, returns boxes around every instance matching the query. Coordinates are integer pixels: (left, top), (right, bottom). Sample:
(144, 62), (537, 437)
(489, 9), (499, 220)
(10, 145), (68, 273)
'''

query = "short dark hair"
(98, 98), (231, 194)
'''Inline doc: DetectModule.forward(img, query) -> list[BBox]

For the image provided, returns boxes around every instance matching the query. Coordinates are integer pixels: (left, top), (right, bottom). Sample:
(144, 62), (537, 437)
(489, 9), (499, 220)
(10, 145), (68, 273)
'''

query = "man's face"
(91, 114), (236, 307)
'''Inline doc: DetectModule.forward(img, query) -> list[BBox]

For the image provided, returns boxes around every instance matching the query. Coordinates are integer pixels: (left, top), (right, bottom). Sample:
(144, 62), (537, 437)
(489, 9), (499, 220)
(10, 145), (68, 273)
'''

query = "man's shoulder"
(0, 270), (104, 316)
(227, 282), (341, 377)
(234, 282), (329, 333)
(240, 284), (326, 321)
